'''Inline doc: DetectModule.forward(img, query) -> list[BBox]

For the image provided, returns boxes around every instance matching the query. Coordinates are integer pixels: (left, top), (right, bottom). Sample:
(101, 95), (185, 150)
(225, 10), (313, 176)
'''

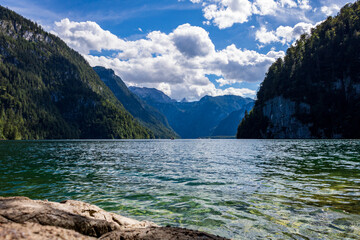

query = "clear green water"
(1, 139), (360, 239)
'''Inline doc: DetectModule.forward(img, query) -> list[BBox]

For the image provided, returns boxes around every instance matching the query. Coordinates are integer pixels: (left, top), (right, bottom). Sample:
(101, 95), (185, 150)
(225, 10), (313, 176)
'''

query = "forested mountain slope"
(0, 6), (151, 139)
(237, 1), (360, 139)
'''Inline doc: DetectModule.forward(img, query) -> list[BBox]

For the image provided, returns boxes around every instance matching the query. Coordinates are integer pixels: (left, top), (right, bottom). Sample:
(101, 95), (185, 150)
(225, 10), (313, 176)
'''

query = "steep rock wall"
(262, 96), (311, 138)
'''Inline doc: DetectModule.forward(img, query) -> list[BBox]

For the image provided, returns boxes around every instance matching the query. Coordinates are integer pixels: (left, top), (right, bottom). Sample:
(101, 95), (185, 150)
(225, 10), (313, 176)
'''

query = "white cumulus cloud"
(203, 0), (253, 29)
(171, 23), (215, 57)
(252, 0), (278, 16)
(54, 19), (285, 100)
(53, 18), (125, 54)
(216, 78), (238, 87)
(298, 0), (311, 10)
(255, 21), (316, 44)
(188, 0), (313, 29)
(279, 0), (297, 8)
(321, 4), (340, 16)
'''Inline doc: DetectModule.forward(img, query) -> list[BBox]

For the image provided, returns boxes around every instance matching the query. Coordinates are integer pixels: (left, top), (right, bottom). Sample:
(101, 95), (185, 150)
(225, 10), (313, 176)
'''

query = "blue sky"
(0, 0), (355, 100)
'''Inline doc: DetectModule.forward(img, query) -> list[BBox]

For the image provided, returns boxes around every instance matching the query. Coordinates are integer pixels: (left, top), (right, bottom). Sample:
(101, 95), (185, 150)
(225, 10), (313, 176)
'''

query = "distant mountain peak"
(131, 88), (255, 138)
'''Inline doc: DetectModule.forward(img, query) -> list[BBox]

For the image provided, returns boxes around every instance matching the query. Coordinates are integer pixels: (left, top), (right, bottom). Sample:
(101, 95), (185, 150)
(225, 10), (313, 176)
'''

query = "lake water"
(0, 139), (360, 239)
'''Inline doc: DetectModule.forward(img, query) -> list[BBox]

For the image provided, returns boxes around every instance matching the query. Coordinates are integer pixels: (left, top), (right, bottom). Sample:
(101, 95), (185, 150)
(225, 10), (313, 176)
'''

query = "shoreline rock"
(0, 197), (229, 240)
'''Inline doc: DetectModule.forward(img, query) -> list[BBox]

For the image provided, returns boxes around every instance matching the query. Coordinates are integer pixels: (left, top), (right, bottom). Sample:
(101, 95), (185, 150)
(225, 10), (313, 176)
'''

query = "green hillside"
(0, 6), (151, 139)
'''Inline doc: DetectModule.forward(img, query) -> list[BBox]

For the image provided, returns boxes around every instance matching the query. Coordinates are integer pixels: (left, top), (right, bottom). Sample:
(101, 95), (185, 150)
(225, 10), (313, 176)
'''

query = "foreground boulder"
(0, 197), (228, 240)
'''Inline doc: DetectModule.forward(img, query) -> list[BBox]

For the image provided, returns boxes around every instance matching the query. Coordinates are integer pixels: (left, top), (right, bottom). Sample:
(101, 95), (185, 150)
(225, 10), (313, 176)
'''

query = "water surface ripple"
(0, 139), (360, 239)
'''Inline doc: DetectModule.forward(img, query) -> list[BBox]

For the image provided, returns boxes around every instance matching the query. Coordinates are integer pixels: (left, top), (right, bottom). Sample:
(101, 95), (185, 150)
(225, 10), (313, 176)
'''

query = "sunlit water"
(0, 139), (360, 239)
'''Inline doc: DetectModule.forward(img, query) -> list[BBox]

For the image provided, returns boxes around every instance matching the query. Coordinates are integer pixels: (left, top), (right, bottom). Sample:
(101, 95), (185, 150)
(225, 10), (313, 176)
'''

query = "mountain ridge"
(130, 86), (254, 138)
(212, 102), (254, 137)
(129, 86), (176, 104)
(94, 66), (178, 139)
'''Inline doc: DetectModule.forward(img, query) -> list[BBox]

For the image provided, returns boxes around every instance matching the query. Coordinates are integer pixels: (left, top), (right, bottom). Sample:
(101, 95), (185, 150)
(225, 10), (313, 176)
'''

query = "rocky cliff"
(237, 1), (360, 139)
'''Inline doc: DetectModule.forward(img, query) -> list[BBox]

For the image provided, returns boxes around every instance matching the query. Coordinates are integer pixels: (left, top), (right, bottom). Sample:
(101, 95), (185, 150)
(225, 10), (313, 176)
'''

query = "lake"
(0, 139), (359, 239)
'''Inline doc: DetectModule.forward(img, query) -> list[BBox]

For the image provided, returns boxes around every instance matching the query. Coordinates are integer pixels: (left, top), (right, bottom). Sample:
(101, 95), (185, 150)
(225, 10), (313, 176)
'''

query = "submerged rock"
(0, 197), (228, 240)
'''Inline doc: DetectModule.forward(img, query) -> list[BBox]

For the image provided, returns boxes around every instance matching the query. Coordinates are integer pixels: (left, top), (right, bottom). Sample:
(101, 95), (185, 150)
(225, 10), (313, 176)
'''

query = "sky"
(0, 0), (355, 101)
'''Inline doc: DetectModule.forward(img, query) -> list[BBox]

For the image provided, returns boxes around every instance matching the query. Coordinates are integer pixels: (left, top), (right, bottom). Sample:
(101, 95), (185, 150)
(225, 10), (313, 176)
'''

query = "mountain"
(130, 87), (254, 138)
(129, 87), (176, 104)
(0, 6), (151, 140)
(237, 1), (360, 139)
(212, 102), (254, 136)
(94, 66), (177, 139)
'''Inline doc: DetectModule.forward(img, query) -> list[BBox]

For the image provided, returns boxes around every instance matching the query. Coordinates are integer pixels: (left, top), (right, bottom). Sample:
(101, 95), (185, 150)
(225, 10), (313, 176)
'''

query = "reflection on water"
(0, 139), (360, 239)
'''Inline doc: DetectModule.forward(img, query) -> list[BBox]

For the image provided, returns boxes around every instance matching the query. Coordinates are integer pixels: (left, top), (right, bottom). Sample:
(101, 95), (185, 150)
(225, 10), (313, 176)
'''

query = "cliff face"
(261, 97), (311, 138)
(237, 1), (360, 139)
(0, 6), (151, 139)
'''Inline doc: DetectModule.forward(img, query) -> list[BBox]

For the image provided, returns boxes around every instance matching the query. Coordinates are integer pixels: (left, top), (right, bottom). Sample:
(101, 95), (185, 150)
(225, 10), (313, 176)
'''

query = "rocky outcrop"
(0, 197), (228, 240)
(262, 96), (312, 138)
(100, 227), (227, 240)
(0, 20), (52, 43)
(0, 222), (95, 240)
